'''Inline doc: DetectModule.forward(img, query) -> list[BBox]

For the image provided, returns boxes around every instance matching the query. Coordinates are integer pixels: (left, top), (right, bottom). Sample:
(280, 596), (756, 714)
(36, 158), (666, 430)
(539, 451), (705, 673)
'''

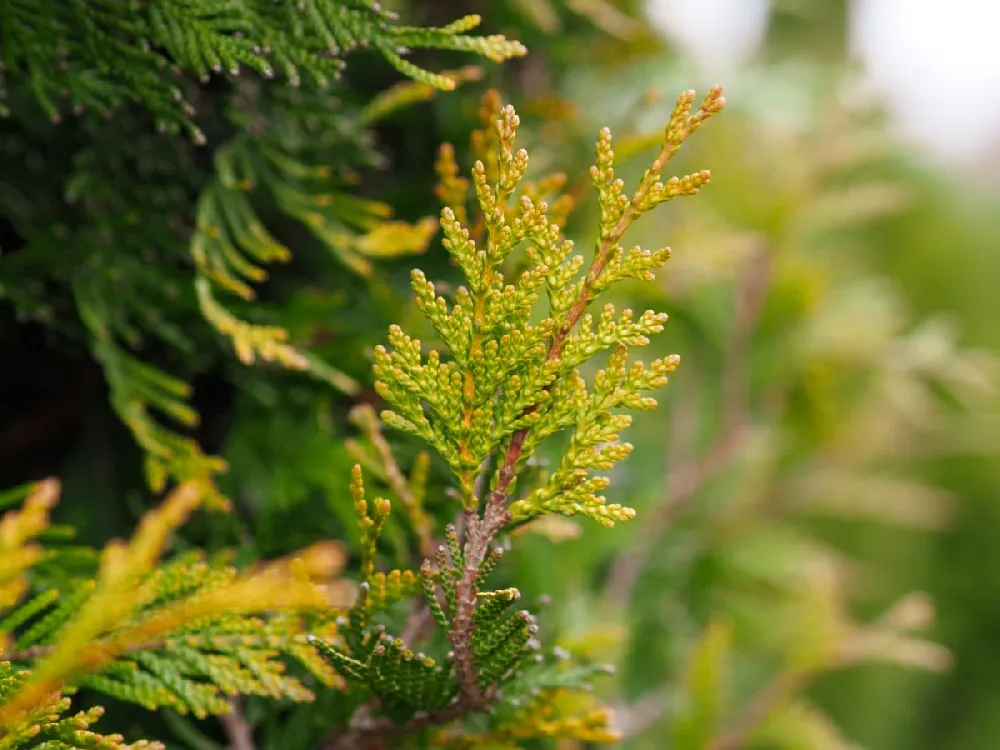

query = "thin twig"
(705, 669), (808, 750)
(453, 88), (724, 711)
(350, 404), (435, 560)
(219, 696), (257, 750)
(611, 689), (669, 739)
(1, 639), (164, 662)
(602, 244), (771, 609)
(602, 412), (750, 608)
(721, 247), (770, 420)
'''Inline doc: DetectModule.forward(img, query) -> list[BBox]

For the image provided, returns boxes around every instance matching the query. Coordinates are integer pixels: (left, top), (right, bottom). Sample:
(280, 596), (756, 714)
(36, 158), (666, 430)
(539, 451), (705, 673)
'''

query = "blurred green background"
(488, 2), (1000, 748)
(2, 0), (998, 747)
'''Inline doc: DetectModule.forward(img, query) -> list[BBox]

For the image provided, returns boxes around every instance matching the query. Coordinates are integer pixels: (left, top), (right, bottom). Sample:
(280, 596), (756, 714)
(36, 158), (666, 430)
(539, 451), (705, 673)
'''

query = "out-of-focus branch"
(612, 689), (669, 739)
(721, 244), (771, 426)
(602, 412), (750, 608)
(349, 405), (436, 561)
(220, 696), (256, 750)
(604, 249), (773, 741)
(602, 245), (772, 609)
(321, 694), (471, 750)
(705, 669), (808, 750)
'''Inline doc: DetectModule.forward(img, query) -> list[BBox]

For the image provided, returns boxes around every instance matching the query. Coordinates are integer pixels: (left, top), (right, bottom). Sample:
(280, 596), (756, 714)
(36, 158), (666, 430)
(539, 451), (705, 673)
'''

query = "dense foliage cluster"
(1, 0), (727, 744)
(1, 0), (525, 501)
(3, 1), (997, 749)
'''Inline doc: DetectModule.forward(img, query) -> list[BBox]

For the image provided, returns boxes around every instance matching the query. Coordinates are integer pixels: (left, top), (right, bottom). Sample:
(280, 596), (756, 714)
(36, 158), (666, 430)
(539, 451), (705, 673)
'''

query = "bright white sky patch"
(849, 0), (1000, 166)
(645, 0), (1000, 172)
(644, 0), (770, 75)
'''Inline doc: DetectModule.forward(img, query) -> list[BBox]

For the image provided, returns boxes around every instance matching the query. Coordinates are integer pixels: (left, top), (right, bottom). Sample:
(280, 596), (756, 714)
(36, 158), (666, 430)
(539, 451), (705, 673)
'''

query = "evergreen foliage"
(0, 1), (525, 139)
(306, 86), (725, 746)
(0, 662), (160, 750)
(3, 1), (992, 749)
(505, 63), (996, 749)
(0, 478), (345, 746)
(0, 0), (525, 502)
(1, 1), (729, 743)
(0, 82), (725, 748)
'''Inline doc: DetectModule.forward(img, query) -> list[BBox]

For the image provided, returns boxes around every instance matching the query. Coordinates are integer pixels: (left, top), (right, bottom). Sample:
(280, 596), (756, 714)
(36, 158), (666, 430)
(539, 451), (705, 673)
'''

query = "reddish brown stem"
(602, 245), (771, 609)
(445, 104), (714, 707)
(220, 696), (257, 750)
(321, 697), (471, 750)
(705, 670), (809, 750)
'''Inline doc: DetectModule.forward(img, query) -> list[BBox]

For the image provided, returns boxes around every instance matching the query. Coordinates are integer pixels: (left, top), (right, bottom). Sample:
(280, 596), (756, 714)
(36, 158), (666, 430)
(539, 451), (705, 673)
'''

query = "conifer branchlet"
(315, 85), (725, 745)
(0, 1), (525, 509)
(0, 1), (526, 141)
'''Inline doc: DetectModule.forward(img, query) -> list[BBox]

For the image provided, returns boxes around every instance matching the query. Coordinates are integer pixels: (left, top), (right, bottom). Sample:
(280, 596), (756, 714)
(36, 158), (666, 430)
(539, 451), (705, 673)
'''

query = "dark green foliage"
(0, 0), (525, 500)
(4, 552), (338, 719)
(0, 661), (161, 750)
(4, 1), (995, 749)
(0, 0), (525, 139)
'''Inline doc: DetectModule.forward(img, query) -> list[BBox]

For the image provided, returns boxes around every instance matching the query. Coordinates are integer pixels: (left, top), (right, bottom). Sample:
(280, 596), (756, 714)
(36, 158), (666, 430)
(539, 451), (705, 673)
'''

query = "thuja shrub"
(313, 88), (724, 747)
(0, 8), (727, 738)
(0, 0), (527, 499)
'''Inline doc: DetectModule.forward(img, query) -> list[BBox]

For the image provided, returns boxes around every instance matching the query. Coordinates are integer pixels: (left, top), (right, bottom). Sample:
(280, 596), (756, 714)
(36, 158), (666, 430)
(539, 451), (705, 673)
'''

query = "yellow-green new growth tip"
(375, 87), (725, 527)
(323, 85), (724, 745)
